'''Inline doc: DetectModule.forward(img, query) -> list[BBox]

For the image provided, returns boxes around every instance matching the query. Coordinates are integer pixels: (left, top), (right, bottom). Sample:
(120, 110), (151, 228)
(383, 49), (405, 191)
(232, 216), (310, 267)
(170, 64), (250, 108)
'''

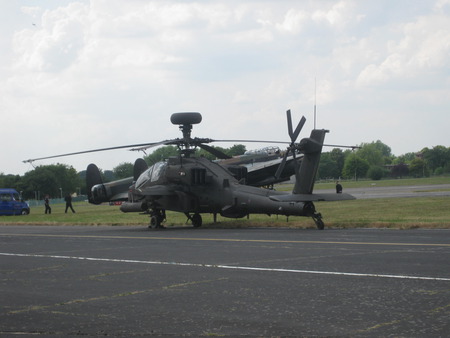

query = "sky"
(1, 0), (449, 175)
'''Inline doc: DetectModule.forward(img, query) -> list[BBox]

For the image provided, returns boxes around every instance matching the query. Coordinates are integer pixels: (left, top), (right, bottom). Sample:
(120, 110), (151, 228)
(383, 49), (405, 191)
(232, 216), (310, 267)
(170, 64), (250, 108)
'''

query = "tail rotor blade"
(286, 110), (293, 141)
(291, 116), (306, 144)
(286, 110), (306, 144)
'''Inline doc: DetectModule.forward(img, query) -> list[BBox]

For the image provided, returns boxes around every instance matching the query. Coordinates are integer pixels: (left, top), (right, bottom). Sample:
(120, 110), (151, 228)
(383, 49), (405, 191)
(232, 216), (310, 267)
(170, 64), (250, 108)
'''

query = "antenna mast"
(314, 77), (317, 129)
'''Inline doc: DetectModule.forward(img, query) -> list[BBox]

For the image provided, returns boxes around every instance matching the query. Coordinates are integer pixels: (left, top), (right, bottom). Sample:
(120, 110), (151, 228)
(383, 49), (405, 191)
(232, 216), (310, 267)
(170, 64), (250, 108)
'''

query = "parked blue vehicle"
(0, 189), (30, 215)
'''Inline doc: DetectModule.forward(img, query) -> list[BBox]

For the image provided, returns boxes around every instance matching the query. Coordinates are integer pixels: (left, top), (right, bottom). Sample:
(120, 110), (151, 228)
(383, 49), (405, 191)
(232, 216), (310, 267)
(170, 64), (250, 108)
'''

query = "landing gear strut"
(149, 209), (166, 229)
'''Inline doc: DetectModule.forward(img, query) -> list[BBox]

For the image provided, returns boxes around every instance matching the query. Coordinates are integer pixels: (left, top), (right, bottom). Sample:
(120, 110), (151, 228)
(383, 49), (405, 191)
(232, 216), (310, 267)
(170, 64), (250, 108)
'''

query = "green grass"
(277, 176), (450, 191)
(1, 177), (450, 229)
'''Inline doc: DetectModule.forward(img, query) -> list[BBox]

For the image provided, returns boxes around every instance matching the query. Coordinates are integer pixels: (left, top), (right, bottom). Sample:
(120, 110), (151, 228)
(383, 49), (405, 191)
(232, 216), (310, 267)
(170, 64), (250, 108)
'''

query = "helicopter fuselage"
(120, 156), (312, 219)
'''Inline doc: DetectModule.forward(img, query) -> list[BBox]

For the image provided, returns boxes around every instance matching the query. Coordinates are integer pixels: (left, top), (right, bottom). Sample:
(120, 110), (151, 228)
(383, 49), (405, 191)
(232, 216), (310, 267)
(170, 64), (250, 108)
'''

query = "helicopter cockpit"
(135, 161), (167, 188)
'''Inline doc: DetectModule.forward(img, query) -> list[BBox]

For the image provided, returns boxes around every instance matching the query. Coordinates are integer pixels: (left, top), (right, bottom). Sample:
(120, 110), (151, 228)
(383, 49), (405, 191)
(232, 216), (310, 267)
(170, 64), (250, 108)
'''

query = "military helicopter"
(24, 111), (355, 229)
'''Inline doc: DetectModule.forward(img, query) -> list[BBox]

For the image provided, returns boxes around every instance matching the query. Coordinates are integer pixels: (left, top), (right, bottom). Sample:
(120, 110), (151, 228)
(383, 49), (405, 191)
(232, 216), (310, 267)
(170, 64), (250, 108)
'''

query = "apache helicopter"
(24, 111), (355, 229)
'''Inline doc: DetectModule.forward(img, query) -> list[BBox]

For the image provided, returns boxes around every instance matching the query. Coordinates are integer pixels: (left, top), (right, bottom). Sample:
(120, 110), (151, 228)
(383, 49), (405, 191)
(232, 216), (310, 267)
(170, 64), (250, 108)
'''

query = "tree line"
(0, 145), (247, 200)
(318, 141), (450, 180)
(2, 142), (449, 200)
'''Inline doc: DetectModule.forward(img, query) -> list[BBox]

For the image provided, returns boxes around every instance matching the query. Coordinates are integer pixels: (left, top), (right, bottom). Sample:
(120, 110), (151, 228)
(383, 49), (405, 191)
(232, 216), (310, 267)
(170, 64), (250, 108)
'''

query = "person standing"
(44, 195), (51, 214)
(65, 193), (75, 213)
(336, 181), (343, 194)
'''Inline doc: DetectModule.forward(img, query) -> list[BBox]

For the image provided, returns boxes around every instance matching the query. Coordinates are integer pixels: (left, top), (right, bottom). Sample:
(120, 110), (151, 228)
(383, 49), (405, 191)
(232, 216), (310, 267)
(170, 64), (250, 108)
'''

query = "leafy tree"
(21, 164), (81, 199)
(393, 152), (416, 165)
(329, 148), (346, 176)
(226, 144), (246, 157)
(409, 158), (429, 177)
(422, 146), (450, 173)
(318, 152), (341, 179)
(390, 163), (409, 178)
(113, 162), (134, 179)
(196, 146), (228, 160)
(342, 154), (370, 180)
(0, 174), (22, 191)
(367, 166), (385, 180)
(103, 170), (115, 182)
(357, 140), (391, 166)
(144, 146), (179, 165)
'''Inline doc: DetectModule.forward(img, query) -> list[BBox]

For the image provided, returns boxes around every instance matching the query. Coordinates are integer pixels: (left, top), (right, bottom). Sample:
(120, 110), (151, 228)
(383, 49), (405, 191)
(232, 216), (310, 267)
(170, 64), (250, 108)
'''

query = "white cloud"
(1, 0), (449, 175)
(356, 12), (450, 87)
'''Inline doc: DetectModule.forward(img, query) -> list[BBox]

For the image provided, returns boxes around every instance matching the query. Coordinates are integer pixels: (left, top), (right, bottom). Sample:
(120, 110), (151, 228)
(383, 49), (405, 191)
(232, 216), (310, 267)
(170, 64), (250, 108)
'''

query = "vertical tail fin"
(293, 129), (328, 194)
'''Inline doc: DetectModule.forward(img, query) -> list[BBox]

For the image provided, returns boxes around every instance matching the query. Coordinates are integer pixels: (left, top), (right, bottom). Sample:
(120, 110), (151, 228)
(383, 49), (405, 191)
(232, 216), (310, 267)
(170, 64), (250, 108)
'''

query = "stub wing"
(109, 192), (129, 201)
(269, 193), (355, 202)
(138, 185), (175, 196)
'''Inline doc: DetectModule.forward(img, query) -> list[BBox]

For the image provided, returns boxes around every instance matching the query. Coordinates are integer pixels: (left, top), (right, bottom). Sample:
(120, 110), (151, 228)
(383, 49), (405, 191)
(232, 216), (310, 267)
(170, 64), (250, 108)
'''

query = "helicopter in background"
(24, 111), (355, 229)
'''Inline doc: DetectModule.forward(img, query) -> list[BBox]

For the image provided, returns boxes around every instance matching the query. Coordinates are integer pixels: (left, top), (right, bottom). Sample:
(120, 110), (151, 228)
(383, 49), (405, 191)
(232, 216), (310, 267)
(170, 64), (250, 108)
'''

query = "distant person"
(65, 193), (75, 213)
(44, 195), (51, 214)
(336, 181), (343, 194)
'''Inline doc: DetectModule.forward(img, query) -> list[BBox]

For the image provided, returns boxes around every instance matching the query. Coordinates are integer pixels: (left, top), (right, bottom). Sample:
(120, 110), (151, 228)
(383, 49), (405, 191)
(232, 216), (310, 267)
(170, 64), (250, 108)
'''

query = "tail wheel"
(312, 213), (324, 230)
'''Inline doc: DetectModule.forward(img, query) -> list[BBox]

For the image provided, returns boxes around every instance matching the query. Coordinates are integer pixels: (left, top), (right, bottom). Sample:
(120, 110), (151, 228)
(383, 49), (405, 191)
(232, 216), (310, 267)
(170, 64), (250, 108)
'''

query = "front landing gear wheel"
(150, 215), (161, 228)
(149, 210), (166, 229)
(312, 213), (324, 230)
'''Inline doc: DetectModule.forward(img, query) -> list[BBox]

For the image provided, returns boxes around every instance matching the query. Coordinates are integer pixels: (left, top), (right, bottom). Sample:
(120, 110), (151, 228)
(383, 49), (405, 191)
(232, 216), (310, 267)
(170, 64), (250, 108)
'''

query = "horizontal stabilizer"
(269, 193), (355, 202)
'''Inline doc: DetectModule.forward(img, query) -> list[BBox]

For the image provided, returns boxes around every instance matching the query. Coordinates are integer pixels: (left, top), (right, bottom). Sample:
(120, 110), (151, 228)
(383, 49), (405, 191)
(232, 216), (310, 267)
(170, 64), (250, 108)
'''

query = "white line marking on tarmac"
(1, 252), (450, 281)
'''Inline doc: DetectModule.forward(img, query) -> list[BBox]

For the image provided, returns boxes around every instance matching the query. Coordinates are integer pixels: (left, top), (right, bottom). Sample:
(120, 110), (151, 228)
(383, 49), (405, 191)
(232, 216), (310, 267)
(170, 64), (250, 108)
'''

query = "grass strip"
(1, 196), (449, 229)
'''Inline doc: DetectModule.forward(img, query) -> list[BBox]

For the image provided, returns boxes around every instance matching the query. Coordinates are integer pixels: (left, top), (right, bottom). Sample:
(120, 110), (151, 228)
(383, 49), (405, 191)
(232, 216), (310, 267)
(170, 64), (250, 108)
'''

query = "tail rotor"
(274, 110), (306, 180)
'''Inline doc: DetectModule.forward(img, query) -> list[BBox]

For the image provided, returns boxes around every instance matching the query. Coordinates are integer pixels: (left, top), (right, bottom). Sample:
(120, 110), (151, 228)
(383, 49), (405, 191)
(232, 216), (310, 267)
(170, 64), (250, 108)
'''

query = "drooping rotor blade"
(274, 150), (289, 179)
(86, 163), (103, 204)
(198, 144), (231, 159)
(23, 142), (164, 164)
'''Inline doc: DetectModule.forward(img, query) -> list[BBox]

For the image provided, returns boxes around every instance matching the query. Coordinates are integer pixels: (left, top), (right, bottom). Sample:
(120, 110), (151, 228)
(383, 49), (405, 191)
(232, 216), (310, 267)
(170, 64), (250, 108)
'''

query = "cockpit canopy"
(135, 161), (167, 188)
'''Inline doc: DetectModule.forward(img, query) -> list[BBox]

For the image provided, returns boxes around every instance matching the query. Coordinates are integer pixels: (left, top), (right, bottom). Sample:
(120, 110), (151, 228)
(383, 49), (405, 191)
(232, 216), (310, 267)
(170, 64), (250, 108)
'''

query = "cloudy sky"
(1, 0), (449, 175)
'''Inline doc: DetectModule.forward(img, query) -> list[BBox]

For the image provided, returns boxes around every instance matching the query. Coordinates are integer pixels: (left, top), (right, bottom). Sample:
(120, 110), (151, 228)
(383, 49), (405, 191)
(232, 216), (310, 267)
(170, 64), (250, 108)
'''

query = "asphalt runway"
(316, 183), (450, 199)
(1, 225), (450, 336)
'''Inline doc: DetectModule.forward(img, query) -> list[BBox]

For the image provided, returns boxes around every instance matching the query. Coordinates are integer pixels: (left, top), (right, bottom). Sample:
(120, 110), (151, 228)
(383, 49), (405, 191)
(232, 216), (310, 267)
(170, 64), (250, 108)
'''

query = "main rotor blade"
(198, 144), (231, 159)
(274, 150), (290, 179)
(22, 142), (165, 164)
(211, 139), (289, 144)
(323, 144), (361, 150)
(129, 139), (178, 152)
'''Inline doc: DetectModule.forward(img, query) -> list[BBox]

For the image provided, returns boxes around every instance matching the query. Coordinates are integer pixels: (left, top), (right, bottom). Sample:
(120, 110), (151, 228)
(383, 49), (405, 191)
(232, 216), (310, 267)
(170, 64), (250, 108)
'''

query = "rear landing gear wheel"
(312, 213), (324, 230)
(192, 213), (202, 227)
